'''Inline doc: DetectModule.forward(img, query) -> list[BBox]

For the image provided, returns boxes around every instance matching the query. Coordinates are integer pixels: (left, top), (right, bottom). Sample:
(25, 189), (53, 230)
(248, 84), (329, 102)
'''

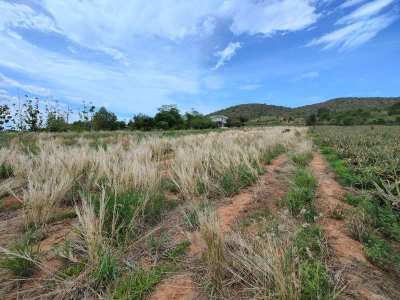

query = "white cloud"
(310, 0), (397, 50)
(0, 89), (18, 104)
(309, 13), (396, 50)
(220, 0), (319, 36)
(0, 1), (59, 33)
(0, 73), (51, 96)
(338, 0), (395, 24)
(214, 42), (241, 70)
(340, 0), (369, 9)
(0, 31), (200, 114)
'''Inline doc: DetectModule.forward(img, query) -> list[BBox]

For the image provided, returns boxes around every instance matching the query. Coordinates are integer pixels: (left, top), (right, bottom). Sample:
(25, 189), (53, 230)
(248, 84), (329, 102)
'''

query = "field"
(0, 126), (399, 299)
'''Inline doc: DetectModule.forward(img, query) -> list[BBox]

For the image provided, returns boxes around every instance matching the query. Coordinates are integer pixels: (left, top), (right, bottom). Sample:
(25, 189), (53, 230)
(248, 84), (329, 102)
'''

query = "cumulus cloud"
(214, 42), (241, 70)
(309, 0), (397, 50)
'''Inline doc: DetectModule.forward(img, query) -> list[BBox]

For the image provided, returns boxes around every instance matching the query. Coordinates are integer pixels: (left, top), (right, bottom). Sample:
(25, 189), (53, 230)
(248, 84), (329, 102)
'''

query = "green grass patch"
(363, 234), (400, 274)
(111, 266), (168, 300)
(164, 240), (190, 262)
(285, 168), (318, 222)
(318, 145), (360, 187)
(0, 163), (13, 179)
(91, 189), (169, 244)
(299, 260), (332, 300)
(293, 225), (333, 299)
(291, 152), (313, 167)
(220, 164), (258, 196)
(0, 229), (42, 277)
(262, 144), (286, 164)
(92, 248), (119, 286)
(294, 225), (327, 261)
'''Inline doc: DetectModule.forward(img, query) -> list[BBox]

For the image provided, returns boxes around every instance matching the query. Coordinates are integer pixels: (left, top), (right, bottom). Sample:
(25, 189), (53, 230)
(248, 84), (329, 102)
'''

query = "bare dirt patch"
(150, 273), (202, 300)
(311, 152), (400, 300)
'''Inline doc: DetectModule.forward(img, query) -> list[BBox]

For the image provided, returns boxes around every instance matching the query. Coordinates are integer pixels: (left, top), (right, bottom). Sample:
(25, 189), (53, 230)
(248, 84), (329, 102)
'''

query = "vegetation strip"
(310, 152), (400, 299)
(312, 127), (400, 276)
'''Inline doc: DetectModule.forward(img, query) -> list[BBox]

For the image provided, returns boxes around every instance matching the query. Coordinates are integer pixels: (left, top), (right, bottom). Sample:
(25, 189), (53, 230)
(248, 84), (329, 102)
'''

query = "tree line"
(305, 103), (400, 126)
(0, 96), (221, 132)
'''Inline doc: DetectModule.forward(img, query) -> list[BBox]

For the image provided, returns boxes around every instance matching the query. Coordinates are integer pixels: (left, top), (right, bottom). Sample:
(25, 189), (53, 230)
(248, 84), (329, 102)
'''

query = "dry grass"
(197, 205), (301, 299)
(0, 127), (306, 299)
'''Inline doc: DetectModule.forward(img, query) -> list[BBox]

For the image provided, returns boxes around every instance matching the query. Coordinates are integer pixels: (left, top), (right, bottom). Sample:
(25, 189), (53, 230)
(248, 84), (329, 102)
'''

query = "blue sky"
(0, 0), (399, 119)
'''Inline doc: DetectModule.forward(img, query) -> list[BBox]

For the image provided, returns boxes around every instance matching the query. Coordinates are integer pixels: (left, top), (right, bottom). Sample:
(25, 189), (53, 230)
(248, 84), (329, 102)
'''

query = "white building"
(210, 115), (228, 127)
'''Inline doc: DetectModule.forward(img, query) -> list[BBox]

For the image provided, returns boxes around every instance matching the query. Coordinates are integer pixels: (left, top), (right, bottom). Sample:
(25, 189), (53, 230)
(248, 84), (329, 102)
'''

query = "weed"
(294, 225), (327, 261)
(262, 144), (286, 164)
(330, 205), (345, 220)
(60, 262), (85, 278)
(0, 230), (41, 277)
(147, 233), (169, 260)
(299, 260), (332, 300)
(183, 208), (200, 231)
(164, 240), (190, 262)
(92, 248), (119, 286)
(291, 153), (313, 167)
(363, 234), (400, 273)
(285, 168), (317, 220)
(112, 266), (168, 300)
(346, 208), (371, 242)
(198, 209), (226, 290)
(0, 163), (13, 179)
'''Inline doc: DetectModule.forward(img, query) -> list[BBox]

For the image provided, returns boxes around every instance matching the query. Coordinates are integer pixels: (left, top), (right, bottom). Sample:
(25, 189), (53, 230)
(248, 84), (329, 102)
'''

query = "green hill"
(208, 97), (400, 126)
(208, 103), (291, 120)
(292, 97), (400, 116)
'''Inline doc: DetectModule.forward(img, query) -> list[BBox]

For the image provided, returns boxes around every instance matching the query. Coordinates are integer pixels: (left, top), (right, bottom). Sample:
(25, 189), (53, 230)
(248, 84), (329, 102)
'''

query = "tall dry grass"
(197, 206), (301, 299)
(1, 127), (302, 228)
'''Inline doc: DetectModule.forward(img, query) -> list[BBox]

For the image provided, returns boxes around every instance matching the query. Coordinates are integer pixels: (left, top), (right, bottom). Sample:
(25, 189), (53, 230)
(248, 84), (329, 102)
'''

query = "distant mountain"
(209, 97), (400, 121)
(292, 97), (400, 116)
(208, 103), (291, 120)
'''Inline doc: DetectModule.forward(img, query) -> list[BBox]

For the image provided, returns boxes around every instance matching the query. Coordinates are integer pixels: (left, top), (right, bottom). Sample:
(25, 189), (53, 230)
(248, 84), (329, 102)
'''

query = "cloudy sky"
(0, 0), (399, 118)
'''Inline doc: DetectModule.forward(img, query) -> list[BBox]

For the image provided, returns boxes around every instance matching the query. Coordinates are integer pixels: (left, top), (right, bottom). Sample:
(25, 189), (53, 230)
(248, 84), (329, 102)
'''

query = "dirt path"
(149, 155), (289, 300)
(310, 152), (400, 300)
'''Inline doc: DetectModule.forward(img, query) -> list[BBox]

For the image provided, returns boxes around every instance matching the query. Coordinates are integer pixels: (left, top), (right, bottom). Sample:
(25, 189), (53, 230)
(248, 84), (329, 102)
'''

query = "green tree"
(23, 96), (42, 131)
(154, 105), (183, 129)
(305, 114), (317, 126)
(185, 110), (215, 129)
(0, 105), (12, 131)
(388, 103), (400, 115)
(46, 112), (68, 132)
(92, 107), (119, 131)
(129, 114), (155, 131)
(316, 108), (330, 121)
